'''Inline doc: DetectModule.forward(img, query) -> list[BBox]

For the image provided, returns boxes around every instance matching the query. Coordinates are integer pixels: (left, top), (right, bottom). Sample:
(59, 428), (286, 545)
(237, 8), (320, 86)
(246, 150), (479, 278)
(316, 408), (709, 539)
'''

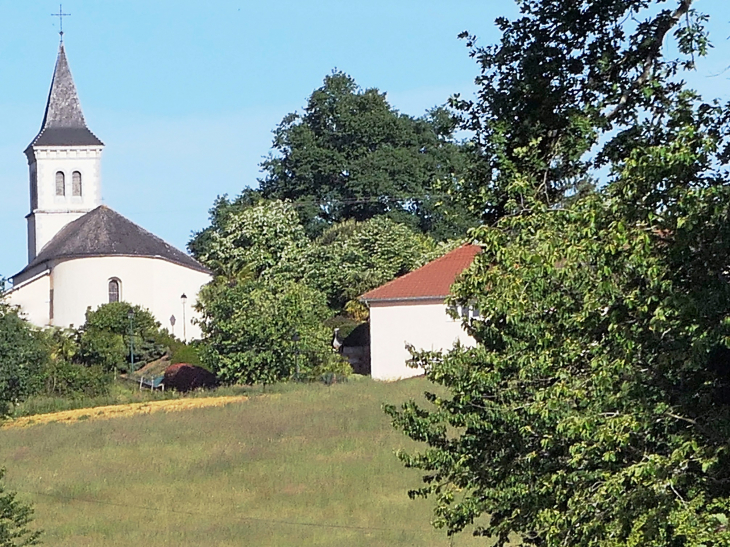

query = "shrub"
(152, 331), (203, 367)
(78, 303), (166, 372)
(41, 360), (110, 399)
(199, 280), (350, 385)
(163, 364), (218, 392)
(0, 309), (48, 417)
(0, 467), (41, 546)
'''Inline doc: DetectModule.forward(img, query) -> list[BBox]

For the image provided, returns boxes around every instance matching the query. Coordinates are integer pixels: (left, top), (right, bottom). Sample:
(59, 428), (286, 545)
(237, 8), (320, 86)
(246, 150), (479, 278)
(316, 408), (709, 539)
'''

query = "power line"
(288, 194), (453, 206)
(121, 193), (456, 216)
(19, 488), (436, 536)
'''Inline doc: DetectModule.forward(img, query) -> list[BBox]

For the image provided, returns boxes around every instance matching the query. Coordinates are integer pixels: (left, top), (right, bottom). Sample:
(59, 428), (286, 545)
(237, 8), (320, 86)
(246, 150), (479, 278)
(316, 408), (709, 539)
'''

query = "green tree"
(0, 469), (40, 547)
(386, 1), (730, 545)
(0, 308), (48, 418)
(39, 328), (109, 399)
(78, 303), (165, 372)
(449, 0), (708, 223)
(260, 71), (476, 238)
(197, 280), (348, 385)
(188, 189), (263, 261)
(192, 199), (309, 281)
(298, 216), (451, 310)
(192, 197), (454, 312)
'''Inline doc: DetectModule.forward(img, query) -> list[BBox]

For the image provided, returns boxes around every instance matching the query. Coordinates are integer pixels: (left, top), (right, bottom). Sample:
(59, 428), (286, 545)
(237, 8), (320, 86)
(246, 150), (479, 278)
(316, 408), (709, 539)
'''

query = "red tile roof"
(360, 244), (481, 302)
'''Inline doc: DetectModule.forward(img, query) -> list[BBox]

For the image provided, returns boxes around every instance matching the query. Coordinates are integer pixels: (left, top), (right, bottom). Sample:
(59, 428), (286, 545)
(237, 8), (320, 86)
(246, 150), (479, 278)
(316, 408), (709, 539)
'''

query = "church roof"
(27, 43), (103, 150)
(16, 206), (210, 276)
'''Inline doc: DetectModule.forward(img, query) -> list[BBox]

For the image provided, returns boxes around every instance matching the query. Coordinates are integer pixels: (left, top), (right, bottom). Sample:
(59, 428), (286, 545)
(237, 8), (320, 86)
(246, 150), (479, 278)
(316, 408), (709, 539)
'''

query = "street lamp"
(180, 293), (188, 343)
(127, 308), (135, 375)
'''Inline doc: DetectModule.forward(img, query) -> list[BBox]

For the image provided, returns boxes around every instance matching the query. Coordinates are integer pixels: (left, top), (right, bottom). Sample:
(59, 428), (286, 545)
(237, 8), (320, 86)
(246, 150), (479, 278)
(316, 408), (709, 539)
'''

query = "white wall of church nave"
(6, 272), (51, 327)
(52, 256), (211, 340)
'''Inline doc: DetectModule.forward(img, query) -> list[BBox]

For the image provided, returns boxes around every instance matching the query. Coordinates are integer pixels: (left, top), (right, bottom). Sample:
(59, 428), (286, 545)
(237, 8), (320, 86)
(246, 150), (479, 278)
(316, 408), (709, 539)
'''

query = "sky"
(0, 1), (728, 279)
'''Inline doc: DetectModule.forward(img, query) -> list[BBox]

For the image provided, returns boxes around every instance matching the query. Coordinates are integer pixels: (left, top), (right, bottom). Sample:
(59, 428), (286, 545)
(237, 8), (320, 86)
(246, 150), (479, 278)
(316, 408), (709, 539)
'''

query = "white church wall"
(368, 299), (476, 381)
(51, 256), (211, 339)
(27, 146), (103, 259)
(6, 271), (51, 327)
(32, 147), (103, 211)
(31, 211), (88, 258)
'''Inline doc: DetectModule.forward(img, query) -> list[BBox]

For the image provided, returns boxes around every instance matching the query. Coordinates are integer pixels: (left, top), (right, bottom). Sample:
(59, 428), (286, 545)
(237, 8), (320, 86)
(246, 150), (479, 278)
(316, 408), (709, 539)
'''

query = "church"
(6, 42), (212, 340)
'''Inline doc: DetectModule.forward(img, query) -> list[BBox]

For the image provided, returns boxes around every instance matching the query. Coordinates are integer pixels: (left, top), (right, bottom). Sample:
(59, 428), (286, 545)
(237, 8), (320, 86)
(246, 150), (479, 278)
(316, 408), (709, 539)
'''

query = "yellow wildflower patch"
(1, 395), (248, 429)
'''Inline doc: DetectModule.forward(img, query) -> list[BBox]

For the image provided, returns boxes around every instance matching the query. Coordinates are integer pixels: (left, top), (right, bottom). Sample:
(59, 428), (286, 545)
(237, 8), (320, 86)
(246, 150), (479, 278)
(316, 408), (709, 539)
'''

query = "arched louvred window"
(108, 279), (120, 303)
(72, 171), (82, 196)
(55, 171), (65, 196)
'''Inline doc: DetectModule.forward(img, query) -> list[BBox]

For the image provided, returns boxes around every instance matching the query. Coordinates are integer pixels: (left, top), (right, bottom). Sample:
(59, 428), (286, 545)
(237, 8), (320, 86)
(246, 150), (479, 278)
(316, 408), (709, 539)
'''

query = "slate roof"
(15, 206), (210, 276)
(27, 43), (103, 150)
(360, 244), (481, 302)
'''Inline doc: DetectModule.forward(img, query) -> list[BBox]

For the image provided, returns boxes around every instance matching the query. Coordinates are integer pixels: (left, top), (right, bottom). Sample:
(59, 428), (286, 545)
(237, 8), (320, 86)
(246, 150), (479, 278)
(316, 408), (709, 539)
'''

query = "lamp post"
(180, 293), (188, 343)
(292, 332), (300, 381)
(127, 308), (135, 375)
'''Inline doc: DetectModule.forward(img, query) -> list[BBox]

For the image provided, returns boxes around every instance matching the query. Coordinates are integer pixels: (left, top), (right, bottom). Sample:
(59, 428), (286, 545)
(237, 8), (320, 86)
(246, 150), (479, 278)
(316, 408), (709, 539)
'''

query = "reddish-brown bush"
(163, 363), (218, 392)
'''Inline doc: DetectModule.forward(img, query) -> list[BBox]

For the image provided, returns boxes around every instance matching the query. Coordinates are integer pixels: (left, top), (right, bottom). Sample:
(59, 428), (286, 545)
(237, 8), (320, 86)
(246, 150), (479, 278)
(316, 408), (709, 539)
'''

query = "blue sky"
(0, 1), (728, 278)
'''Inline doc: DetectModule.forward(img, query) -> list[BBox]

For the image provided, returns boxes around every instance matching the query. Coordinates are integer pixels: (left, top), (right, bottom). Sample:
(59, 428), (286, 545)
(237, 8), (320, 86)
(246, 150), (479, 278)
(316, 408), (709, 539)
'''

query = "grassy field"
(9, 380), (251, 418)
(0, 378), (495, 546)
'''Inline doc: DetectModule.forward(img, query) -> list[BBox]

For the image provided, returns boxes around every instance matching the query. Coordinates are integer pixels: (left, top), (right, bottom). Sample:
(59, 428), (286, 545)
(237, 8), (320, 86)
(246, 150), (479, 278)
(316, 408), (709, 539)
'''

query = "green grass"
(0, 378), (498, 546)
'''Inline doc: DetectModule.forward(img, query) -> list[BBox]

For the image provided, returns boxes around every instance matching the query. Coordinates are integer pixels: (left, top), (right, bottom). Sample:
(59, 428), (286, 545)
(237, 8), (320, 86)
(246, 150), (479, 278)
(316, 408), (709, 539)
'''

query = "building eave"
(14, 253), (212, 280)
(360, 295), (447, 305)
(7, 267), (51, 294)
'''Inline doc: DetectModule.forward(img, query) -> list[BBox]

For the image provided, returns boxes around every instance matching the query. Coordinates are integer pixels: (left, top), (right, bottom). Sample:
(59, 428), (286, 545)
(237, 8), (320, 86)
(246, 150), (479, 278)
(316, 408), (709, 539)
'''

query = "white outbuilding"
(5, 42), (211, 339)
(360, 245), (480, 381)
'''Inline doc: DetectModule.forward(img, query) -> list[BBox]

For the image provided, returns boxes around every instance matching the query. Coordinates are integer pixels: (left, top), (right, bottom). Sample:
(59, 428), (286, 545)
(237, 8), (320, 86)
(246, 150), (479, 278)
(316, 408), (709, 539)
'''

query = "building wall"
(10, 256), (211, 340)
(368, 299), (475, 381)
(26, 145), (103, 260)
(6, 271), (51, 327)
(29, 211), (88, 258)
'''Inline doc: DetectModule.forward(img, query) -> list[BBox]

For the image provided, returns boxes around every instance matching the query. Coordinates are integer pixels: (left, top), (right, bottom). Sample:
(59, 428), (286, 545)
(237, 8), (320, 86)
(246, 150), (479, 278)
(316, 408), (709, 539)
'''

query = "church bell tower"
(24, 42), (104, 262)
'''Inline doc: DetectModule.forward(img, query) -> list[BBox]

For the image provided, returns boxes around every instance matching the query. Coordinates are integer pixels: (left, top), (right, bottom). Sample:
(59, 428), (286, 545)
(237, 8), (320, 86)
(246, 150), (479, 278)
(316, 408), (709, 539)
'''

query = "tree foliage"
(0, 469), (40, 547)
(78, 303), (166, 372)
(450, 0), (709, 222)
(190, 198), (457, 384)
(192, 198), (456, 312)
(296, 216), (449, 310)
(187, 189), (263, 261)
(192, 199), (308, 281)
(197, 280), (348, 385)
(39, 329), (109, 399)
(0, 307), (48, 418)
(259, 71), (477, 238)
(387, 1), (730, 545)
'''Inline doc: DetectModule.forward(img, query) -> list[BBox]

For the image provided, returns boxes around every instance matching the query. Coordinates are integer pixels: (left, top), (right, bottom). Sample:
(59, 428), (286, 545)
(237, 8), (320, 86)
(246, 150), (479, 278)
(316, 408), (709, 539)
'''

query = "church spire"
(27, 43), (103, 149)
(23, 42), (104, 263)
(42, 43), (86, 129)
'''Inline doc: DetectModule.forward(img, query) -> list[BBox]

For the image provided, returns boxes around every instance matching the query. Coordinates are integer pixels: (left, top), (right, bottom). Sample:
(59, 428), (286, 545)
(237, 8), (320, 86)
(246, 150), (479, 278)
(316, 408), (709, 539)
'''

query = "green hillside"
(0, 378), (495, 546)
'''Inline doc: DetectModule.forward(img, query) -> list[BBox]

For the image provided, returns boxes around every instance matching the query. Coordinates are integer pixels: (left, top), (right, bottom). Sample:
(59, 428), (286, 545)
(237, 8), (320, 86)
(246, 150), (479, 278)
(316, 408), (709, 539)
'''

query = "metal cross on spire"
(51, 4), (71, 42)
